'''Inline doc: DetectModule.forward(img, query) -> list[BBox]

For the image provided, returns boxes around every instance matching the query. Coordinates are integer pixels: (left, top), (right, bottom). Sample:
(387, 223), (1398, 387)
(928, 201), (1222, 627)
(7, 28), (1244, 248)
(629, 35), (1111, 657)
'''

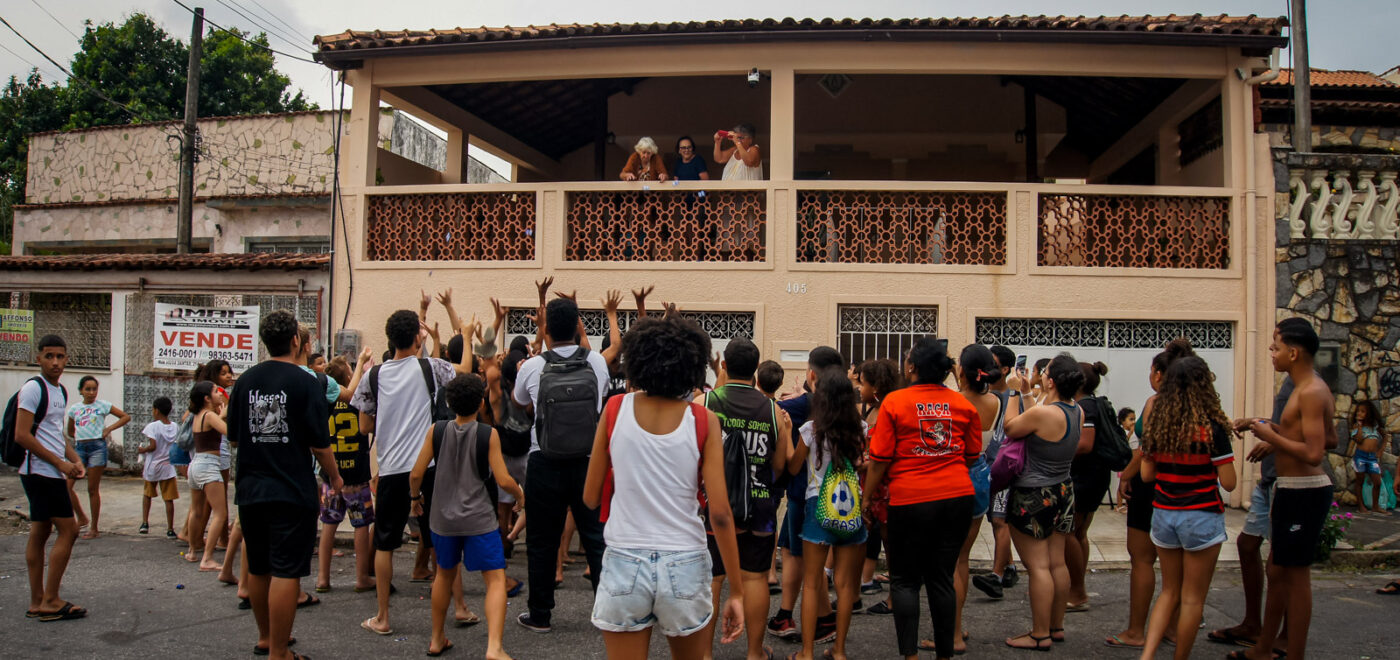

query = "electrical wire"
(27, 0), (80, 41)
(244, 0), (308, 47)
(170, 0), (318, 64)
(215, 0), (316, 57)
(333, 74), (353, 331)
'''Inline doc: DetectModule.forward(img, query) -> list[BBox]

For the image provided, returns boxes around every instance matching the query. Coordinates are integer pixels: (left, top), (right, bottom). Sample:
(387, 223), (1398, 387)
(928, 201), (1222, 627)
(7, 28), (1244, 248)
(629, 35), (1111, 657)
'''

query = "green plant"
(1317, 501), (1351, 562)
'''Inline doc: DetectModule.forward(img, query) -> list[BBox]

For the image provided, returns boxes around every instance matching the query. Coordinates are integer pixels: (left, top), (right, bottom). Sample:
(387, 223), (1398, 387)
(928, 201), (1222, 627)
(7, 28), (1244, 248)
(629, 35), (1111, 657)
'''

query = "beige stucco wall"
(12, 200), (328, 254)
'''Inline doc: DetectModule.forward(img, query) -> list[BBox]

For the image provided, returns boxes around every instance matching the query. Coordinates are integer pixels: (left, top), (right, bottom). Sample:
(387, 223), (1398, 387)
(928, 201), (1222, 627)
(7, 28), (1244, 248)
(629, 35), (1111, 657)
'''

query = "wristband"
(410, 494), (423, 501)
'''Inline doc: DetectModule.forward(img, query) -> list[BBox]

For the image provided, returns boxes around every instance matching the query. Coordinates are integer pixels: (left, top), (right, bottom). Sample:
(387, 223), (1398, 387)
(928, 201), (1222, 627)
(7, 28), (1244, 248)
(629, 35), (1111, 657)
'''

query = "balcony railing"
(1285, 153), (1400, 241)
(359, 181), (1236, 270)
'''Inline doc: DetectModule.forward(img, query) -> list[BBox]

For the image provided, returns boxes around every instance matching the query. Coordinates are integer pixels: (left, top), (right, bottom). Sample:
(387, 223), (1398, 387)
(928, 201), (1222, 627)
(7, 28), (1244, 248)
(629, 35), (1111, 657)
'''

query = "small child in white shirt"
(138, 397), (179, 537)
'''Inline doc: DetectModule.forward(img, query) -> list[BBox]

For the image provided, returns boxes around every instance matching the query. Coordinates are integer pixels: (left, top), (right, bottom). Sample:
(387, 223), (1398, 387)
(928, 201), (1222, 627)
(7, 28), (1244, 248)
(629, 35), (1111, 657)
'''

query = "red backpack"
(598, 394), (710, 522)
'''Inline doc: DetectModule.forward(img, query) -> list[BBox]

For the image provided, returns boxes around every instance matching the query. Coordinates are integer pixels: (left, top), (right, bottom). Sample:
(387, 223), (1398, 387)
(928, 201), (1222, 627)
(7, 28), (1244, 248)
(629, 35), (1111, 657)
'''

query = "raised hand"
(554, 289), (578, 302)
(490, 297), (507, 326)
(422, 321), (441, 344)
(631, 285), (655, 317)
(525, 305), (546, 330)
(661, 301), (680, 318)
(434, 288), (453, 308)
(535, 276), (554, 306)
(602, 289), (623, 314)
(419, 289), (431, 314)
(709, 351), (722, 376)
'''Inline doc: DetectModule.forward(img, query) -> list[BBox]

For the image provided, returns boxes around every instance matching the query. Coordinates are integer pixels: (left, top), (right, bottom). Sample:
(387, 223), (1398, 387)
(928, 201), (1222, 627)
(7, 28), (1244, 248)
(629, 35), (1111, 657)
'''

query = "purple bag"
(989, 436), (1026, 493)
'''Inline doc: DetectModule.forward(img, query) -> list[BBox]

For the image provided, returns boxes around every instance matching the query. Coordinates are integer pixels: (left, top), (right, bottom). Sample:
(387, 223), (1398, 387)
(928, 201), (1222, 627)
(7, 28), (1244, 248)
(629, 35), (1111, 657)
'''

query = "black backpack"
(703, 390), (759, 525)
(369, 358), (450, 422)
(536, 348), (600, 459)
(496, 399), (533, 458)
(2, 377), (67, 468)
(431, 420), (498, 508)
(1089, 395), (1132, 471)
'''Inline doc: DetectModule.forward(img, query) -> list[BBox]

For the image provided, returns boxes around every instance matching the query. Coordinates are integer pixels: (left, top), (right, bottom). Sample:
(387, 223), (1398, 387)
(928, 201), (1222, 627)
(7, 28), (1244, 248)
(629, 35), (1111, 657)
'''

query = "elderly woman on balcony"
(713, 123), (763, 180)
(620, 137), (668, 182)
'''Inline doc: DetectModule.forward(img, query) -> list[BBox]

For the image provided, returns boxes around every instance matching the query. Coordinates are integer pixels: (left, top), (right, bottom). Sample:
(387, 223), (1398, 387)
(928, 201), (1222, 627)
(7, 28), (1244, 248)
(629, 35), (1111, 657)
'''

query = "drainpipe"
(1237, 54), (1279, 494)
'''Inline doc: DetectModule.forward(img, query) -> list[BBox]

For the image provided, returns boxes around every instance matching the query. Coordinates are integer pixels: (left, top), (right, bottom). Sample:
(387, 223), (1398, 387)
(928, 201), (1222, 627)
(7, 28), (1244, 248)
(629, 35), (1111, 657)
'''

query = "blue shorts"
(1241, 482), (1273, 538)
(1355, 451), (1382, 475)
(970, 457), (991, 518)
(1151, 507), (1227, 552)
(592, 546), (713, 637)
(778, 496), (805, 556)
(799, 496), (867, 547)
(430, 530), (506, 572)
(74, 440), (107, 468)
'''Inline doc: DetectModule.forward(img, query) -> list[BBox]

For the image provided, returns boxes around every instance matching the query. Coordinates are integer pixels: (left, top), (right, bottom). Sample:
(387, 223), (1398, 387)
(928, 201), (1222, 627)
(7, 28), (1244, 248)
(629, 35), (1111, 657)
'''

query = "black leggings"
(886, 495), (975, 658)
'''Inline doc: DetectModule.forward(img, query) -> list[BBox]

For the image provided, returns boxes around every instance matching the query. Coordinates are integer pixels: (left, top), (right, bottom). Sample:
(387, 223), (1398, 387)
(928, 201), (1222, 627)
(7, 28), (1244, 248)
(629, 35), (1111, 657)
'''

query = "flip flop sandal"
(238, 597), (252, 610)
(1064, 602), (1090, 613)
(410, 576), (435, 583)
(1005, 633), (1053, 653)
(253, 637), (296, 655)
(506, 580), (524, 598)
(361, 617), (393, 636)
(1050, 628), (1065, 643)
(296, 594), (321, 608)
(1207, 629), (1253, 646)
(426, 640), (454, 657)
(315, 585), (332, 594)
(1104, 635), (1144, 649)
(1376, 581), (1400, 595)
(1227, 651), (1285, 660)
(454, 613), (480, 627)
(39, 602), (87, 622)
(25, 610), (40, 619)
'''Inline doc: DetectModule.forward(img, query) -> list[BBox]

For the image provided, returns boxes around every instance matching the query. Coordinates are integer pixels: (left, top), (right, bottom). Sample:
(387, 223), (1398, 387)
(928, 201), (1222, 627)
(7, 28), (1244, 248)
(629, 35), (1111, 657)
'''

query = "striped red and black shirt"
(1148, 422), (1234, 512)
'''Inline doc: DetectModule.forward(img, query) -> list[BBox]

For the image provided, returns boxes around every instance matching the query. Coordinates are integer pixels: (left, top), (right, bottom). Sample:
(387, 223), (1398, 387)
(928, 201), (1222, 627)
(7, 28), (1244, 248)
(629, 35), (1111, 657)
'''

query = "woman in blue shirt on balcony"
(672, 136), (710, 181)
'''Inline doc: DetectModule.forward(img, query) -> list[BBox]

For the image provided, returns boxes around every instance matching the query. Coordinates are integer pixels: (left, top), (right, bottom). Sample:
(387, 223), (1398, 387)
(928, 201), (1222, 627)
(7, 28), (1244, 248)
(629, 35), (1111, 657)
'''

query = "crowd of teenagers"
(3, 275), (1374, 660)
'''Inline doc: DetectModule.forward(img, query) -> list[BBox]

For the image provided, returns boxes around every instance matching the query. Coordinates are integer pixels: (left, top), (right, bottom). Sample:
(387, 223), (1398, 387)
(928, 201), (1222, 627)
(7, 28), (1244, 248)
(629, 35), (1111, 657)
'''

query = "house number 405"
(786, 282), (808, 294)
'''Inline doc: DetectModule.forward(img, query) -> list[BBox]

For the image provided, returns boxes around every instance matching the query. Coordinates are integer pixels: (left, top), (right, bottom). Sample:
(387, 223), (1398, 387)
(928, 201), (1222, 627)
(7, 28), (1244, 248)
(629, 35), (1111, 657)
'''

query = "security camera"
(747, 68), (761, 87)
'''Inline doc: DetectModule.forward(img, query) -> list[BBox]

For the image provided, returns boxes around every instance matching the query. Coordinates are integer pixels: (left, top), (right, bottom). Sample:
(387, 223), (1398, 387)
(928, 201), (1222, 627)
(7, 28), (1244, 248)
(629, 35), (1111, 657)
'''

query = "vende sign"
(154, 303), (260, 372)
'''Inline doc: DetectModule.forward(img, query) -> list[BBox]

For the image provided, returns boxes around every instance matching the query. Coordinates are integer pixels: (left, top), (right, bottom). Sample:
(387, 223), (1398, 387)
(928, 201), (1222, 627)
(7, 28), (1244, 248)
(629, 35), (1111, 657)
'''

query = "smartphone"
(1015, 354), (1028, 374)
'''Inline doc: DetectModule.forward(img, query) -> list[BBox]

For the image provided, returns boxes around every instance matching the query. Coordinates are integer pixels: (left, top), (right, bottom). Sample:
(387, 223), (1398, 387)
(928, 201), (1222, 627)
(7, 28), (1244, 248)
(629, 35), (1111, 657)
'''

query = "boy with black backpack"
(511, 297), (611, 633)
(351, 310), (470, 637)
(701, 338), (790, 660)
(4, 334), (84, 621)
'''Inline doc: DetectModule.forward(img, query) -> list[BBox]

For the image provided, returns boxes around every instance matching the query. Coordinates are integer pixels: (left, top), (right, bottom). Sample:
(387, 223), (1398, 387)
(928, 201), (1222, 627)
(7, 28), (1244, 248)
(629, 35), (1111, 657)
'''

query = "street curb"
(1325, 550), (1400, 570)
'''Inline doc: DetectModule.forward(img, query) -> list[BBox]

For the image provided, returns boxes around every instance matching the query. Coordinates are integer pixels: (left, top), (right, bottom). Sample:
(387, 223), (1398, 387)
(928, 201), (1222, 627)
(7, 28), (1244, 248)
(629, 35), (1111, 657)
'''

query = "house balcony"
(1285, 152), (1400, 241)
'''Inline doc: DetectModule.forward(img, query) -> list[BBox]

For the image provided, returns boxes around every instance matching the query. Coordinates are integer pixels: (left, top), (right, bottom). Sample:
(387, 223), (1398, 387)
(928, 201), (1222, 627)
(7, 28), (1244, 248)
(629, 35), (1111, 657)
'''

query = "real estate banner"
(153, 303), (260, 372)
(0, 309), (34, 362)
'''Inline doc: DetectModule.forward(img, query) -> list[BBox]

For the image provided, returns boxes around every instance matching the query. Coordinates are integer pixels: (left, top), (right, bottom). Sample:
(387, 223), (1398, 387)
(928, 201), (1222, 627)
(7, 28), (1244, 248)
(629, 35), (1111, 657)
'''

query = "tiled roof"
(314, 15), (1287, 59)
(0, 253), (329, 272)
(1259, 98), (1400, 112)
(1270, 69), (1398, 88)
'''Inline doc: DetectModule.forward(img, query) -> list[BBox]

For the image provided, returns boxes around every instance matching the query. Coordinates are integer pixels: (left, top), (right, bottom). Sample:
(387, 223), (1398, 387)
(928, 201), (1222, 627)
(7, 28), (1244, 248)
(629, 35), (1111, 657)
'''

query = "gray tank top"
(429, 421), (498, 537)
(1014, 402), (1081, 488)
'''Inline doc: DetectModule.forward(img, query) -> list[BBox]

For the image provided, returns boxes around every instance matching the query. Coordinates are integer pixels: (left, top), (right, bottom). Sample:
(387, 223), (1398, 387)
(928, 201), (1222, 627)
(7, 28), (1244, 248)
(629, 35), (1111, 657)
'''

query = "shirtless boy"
(1234, 318), (1336, 660)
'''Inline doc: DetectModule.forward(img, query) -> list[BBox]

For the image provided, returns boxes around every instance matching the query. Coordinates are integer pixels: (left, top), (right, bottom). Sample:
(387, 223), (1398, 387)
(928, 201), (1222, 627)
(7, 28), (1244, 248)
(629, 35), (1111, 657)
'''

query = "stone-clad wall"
(1265, 123), (1400, 152)
(1272, 147), (1400, 449)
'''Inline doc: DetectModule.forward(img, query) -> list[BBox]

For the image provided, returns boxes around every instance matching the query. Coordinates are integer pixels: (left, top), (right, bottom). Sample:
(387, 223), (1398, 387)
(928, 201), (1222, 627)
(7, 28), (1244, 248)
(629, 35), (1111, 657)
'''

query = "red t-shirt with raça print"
(868, 383), (982, 506)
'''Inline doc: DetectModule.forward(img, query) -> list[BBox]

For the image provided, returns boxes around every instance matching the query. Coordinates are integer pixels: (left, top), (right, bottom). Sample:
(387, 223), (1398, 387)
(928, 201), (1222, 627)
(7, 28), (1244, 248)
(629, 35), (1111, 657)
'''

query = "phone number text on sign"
(154, 303), (260, 372)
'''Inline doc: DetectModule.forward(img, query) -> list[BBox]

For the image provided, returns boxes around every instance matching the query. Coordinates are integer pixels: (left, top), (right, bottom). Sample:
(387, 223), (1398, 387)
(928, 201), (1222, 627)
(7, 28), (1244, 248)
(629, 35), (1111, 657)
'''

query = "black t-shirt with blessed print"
(230, 360), (330, 509)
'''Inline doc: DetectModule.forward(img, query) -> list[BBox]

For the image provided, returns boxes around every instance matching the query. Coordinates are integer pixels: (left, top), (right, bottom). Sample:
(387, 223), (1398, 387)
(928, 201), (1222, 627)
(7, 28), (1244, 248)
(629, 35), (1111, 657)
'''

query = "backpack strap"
(475, 422), (494, 483)
(418, 358), (438, 416)
(317, 372), (329, 401)
(431, 420), (448, 459)
(368, 364), (382, 412)
(598, 394), (626, 522)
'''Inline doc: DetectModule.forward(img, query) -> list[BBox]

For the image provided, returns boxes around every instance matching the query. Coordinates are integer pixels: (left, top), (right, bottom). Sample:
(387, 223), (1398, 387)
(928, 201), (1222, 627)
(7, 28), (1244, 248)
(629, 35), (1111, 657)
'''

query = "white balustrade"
(1286, 154), (1400, 241)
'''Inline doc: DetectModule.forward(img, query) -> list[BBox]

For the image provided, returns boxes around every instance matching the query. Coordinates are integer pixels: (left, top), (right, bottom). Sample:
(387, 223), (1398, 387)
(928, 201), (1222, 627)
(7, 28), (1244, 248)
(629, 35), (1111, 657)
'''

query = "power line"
(170, 0), (318, 64)
(245, 0), (308, 47)
(0, 38), (63, 81)
(215, 0), (315, 57)
(27, 0), (80, 41)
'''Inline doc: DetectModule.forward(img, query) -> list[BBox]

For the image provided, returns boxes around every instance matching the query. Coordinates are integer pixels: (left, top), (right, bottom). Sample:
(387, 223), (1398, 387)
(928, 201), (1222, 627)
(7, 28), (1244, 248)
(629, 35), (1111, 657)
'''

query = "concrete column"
(769, 67), (795, 182)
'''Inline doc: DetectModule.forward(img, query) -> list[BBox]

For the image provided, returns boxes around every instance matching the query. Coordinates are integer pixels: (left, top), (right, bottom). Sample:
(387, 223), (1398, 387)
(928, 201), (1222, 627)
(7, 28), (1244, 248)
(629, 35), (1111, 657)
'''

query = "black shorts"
(20, 473), (73, 522)
(375, 470), (433, 552)
(1072, 470), (1111, 515)
(1270, 482), (1332, 567)
(865, 519), (883, 561)
(708, 530), (778, 576)
(1126, 475), (1155, 533)
(240, 502), (317, 579)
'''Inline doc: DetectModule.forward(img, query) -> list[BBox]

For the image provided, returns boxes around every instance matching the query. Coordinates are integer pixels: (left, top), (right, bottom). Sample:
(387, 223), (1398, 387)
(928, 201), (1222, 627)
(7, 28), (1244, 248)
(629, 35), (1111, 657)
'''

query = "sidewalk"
(2, 471), (1259, 565)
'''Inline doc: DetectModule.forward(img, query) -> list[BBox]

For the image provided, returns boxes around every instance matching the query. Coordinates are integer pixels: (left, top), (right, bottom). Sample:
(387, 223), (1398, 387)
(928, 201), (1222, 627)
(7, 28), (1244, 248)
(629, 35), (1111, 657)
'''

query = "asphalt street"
(0, 530), (1396, 659)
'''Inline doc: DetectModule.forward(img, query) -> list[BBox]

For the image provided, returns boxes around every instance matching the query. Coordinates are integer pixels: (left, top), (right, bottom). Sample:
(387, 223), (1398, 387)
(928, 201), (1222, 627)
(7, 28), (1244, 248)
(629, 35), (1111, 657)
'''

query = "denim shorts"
(1151, 507), (1227, 551)
(188, 453), (223, 491)
(1355, 451), (1382, 475)
(778, 496), (805, 556)
(74, 440), (107, 468)
(970, 457), (991, 518)
(799, 496), (868, 547)
(592, 546), (713, 637)
(1241, 482), (1273, 539)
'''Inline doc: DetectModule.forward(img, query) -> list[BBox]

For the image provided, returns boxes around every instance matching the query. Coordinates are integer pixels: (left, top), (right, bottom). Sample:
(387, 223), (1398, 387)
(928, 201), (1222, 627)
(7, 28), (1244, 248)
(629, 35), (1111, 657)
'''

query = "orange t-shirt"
(868, 384), (982, 506)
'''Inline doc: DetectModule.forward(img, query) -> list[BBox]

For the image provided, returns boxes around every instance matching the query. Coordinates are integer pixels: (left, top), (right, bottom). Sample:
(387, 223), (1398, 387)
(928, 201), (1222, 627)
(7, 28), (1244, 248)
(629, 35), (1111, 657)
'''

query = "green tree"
(1, 12), (315, 251)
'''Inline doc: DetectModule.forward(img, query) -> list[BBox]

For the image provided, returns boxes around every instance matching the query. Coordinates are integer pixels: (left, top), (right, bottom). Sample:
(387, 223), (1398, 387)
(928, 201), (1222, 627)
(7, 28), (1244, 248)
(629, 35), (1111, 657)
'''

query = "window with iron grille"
(0, 291), (112, 369)
(837, 305), (938, 366)
(247, 237), (331, 254)
(974, 317), (1233, 349)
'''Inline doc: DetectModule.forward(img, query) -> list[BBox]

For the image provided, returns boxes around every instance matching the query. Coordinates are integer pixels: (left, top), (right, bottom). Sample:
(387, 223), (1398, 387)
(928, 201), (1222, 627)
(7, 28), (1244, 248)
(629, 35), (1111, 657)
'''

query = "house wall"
(12, 201), (329, 255)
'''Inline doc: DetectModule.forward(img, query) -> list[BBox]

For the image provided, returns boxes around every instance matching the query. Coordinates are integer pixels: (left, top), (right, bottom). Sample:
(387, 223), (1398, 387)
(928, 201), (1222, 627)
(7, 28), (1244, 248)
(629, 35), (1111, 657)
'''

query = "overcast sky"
(2, 0), (1397, 112)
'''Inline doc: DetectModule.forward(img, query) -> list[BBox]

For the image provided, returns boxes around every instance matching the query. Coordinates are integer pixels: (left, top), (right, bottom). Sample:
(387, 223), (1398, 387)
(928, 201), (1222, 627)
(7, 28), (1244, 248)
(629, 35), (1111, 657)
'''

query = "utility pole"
(1291, 0), (1311, 152)
(177, 7), (204, 254)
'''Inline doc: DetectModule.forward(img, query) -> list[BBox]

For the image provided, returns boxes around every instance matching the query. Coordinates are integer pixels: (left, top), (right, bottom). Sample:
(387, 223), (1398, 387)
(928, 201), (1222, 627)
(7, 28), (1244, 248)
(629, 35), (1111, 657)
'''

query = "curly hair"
(1151, 338), (1196, 375)
(858, 359), (903, 402)
(1141, 356), (1231, 456)
(260, 310), (299, 357)
(810, 367), (866, 468)
(756, 360), (785, 395)
(443, 374), (486, 417)
(621, 316), (711, 399)
(1352, 400), (1388, 445)
(385, 310), (420, 352)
